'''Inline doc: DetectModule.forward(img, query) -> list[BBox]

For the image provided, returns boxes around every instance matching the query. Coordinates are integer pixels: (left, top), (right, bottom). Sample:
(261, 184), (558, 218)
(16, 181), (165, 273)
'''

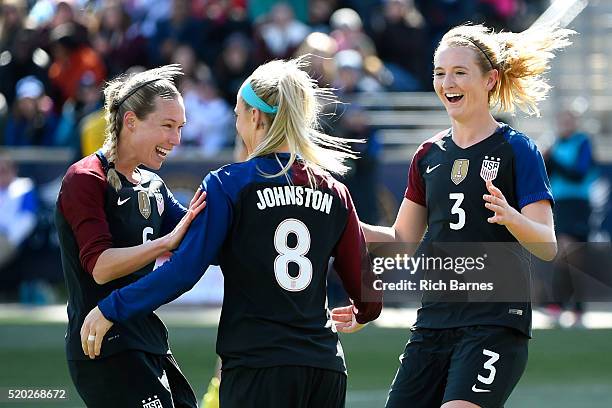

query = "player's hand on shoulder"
(80, 306), (114, 359)
(165, 188), (207, 250)
(483, 180), (518, 226)
(331, 305), (366, 334)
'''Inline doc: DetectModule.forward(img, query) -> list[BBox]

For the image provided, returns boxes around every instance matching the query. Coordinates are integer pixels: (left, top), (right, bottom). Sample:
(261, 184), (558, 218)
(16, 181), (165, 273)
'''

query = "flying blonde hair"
(240, 56), (358, 185)
(436, 24), (575, 116)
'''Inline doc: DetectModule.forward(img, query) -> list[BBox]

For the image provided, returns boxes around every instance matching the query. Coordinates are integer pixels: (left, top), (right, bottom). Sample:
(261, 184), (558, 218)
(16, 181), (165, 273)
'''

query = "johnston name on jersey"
(98, 153), (383, 374)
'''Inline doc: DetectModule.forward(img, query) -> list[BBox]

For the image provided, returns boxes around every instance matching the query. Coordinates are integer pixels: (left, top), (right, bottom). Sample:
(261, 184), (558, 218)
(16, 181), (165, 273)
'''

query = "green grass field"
(0, 322), (611, 407)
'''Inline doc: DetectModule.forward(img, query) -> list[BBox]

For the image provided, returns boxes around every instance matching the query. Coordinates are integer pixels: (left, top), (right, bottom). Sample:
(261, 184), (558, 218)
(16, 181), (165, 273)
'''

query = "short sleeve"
(404, 145), (427, 206)
(509, 134), (554, 209)
(57, 169), (114, 274)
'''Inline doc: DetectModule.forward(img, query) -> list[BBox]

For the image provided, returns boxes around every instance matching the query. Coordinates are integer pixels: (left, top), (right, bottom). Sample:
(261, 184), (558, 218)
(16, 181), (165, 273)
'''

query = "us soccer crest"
(451, 159), (469, 185)
(154, 191), (164, 216)
(480, 156), (501, 182)
(137, 191), (151, 219)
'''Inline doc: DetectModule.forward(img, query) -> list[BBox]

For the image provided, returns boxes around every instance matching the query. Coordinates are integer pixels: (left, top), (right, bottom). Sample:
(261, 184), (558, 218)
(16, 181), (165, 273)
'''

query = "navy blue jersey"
(99, 153), (382, 373)
(404, 124), (553, 336)
(56, 152), (186, 360)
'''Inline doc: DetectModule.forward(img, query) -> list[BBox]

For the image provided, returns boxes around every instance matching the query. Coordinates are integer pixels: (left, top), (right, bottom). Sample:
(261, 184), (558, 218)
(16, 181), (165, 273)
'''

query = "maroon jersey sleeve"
(404, 144), (427, 206)
(332, 186), (382, 324)
(404, 131), (447, 206)
(57, 161), (113, 275)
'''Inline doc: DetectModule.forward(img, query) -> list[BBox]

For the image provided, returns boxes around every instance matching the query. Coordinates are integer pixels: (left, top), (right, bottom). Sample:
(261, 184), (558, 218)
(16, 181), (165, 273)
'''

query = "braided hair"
(101, 65), (183, 191)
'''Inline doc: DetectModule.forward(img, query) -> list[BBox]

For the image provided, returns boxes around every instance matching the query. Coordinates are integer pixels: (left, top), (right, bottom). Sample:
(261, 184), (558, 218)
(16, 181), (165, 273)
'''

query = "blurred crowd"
(0, 0), (543, 157)
(0, 0), (549, 303)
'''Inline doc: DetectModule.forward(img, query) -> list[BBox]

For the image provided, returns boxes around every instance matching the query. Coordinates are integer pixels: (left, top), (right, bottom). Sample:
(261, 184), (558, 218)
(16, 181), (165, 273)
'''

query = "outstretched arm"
(91, 189), (206, 284)
(80, 174), (232, 358)
(361, 198), (427, 245)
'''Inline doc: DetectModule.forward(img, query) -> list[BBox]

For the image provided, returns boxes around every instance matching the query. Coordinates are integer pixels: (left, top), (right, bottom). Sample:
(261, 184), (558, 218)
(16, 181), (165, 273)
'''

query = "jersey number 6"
(274, 218), (313, 292)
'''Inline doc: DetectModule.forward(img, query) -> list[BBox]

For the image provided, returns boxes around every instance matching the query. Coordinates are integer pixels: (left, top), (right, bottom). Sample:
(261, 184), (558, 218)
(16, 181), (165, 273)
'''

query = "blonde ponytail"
(243, 57), (358, 186)
(437, 24), (574, 116)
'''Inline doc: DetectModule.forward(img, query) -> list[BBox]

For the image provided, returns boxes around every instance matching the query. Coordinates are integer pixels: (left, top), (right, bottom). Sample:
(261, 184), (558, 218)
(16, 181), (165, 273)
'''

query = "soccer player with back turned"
(80, 57), (383, 408)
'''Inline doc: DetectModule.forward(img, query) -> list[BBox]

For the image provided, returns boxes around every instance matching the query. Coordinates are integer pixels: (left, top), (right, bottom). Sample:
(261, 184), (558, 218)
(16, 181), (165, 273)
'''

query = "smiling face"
(433, 45), (498, 123)
(126, 95), (186, 170)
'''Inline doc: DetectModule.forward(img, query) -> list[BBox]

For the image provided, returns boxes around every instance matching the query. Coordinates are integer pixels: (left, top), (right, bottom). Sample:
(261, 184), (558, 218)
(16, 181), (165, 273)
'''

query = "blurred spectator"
(91, 1), (149, 78)
(0, 154), (37, 270)
(307, 0), (336, 33)
(415, 0), (478, 75)
(295, 32), (338, 88)
(79, 108), (106, 157)
(335, 105), (380, 224)
(0, 154), (46, 303)
(31, 0), (91, 54)
(370, 0), (428, 91)
(545, 110), (597, 327)
(4, 76), (59, 146)
(55, 71), (104, 152)
(329, 7), (376, 58)
(131, 0), (171, 36)
(0, 3), (50, 108)
(47, 23), (106, 109)
(478, 0), (525, 31)
(333, 49), (383, 97)
(547, 110), (596, 242)
(0, 0), (26, 54)
(249, 0), (308, 23)
(172, 46), (233, 156)
(148, 0), (203, 66)
(194, 0), (251, 67)
(255, 2), (310, 62)
(214, 33), (256, 105)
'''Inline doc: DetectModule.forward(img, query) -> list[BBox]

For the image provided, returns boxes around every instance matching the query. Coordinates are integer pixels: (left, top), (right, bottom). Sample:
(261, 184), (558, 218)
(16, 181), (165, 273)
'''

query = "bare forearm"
(361, 222), (398, 243)
(92, 237), (171, 284)
(506, 213), (557, 261)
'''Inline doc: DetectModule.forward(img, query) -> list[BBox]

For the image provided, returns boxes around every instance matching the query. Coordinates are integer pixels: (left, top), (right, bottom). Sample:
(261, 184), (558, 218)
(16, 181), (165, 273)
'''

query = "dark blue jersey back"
(99, 153), (382, 373)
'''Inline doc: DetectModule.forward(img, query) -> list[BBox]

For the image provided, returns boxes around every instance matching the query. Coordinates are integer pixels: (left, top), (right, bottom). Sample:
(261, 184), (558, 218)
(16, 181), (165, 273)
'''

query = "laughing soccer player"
(336, 23), (573, 408)
(56, 65), (206, 408)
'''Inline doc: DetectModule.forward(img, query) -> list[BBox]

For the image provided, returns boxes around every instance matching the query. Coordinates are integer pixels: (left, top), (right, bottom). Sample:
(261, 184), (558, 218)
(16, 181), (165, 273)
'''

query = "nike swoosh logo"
(426, 164), (441, 174)
(117, 197), (131, 206)
(472, 384), (491, 393)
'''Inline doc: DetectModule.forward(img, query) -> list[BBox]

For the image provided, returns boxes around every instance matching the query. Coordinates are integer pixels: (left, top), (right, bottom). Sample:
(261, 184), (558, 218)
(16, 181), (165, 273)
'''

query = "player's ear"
(249, 107), (260, 127)
(123, 111), (137, 132)
(486, 69), (499, 92)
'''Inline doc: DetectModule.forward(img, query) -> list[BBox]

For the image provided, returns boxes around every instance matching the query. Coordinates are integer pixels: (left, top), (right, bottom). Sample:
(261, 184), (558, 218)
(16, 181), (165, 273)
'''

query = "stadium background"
(1, 0), (611, 407)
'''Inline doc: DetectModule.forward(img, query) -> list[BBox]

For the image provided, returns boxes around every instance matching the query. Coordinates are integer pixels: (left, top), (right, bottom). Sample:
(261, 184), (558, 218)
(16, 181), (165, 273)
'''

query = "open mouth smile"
(445, 93), (464, 103)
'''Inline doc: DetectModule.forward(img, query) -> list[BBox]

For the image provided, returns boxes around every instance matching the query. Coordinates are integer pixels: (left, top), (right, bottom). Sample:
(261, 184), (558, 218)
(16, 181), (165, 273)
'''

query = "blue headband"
(241, 82), (278, 114)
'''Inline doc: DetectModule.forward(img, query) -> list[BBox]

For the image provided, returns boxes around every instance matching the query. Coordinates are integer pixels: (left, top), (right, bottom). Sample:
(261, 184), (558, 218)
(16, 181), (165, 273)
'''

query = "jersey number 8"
(274, 218), (313, 292)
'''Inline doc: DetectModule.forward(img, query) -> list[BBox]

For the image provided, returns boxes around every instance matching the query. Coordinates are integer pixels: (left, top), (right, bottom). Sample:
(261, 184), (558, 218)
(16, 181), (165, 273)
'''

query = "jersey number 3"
(449, 193), (466, 230)
(274, 218), (313, 292)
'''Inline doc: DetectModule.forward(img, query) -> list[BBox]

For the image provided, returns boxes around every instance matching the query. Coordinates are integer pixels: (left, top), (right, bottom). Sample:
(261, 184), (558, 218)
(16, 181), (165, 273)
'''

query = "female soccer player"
(334, 23), (572, 408)
(80, 57), (383, 408)
(56, 65), (206, 408)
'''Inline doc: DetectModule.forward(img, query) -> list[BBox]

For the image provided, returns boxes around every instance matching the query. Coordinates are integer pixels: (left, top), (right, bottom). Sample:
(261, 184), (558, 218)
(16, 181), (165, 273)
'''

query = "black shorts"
(220, 365), (346, 408)
(386, 326), (528, 408)
(68, 351), (197, 408)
